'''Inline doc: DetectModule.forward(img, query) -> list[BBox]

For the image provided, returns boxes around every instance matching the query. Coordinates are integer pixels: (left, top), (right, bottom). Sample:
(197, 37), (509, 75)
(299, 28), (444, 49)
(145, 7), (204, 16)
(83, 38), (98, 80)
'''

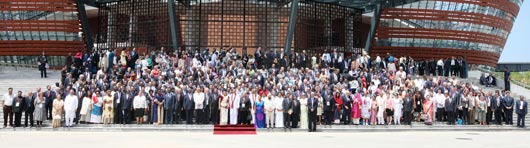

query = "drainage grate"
(456, 138), (473, 140)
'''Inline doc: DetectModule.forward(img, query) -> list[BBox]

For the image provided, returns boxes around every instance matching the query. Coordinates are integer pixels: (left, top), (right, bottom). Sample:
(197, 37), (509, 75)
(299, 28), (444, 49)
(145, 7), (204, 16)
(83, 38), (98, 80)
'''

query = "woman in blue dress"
(254, 96), (265, 128)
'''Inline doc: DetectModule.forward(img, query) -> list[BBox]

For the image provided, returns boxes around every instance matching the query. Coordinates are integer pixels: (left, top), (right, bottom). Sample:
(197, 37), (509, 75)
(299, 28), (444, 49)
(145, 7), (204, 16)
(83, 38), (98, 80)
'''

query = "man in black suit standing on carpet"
(308, 93), (319, 132)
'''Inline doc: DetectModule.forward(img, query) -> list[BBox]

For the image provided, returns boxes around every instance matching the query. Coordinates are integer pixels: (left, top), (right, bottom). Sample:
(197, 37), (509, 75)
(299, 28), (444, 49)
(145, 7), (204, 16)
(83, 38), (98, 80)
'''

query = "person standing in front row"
(133, 88), (148, 124)
(13, 91), (26, 127)
(34, 93), (47, 127)
(503, 91), (515, 125)
(516, 96), (527, 128)
(52, 94), (64, 128)
(3, 88), (15, 128)
(308, 94), (319, 132)
(24, 92), (36, 127)
(64, 90), (79, 127)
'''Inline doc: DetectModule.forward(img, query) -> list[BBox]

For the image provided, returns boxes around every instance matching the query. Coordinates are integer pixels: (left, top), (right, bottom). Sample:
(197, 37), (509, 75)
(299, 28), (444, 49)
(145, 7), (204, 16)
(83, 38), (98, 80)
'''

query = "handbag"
(45, 63), (49, 69)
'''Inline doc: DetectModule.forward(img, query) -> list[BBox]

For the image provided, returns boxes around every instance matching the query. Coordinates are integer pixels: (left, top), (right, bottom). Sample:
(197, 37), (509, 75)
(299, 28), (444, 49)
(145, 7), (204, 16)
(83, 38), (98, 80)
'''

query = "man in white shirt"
(264, 94), (275, 129)
(228, 89), (240, 125)
(193, 87), (205, 124)
(64, 89), (79, 127)
(3, 88), (15, 128)
(434, 90), (446, 122)
(437, 59), (444, 76)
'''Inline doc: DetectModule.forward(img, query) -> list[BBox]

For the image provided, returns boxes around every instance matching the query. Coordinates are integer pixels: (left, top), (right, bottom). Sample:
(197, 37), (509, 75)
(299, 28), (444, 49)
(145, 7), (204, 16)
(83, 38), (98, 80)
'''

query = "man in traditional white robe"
(64, 89), (79, 127)
(249, 89), (259, 125)
(274, 94), (284, 128)
(228, 89), (240, 125)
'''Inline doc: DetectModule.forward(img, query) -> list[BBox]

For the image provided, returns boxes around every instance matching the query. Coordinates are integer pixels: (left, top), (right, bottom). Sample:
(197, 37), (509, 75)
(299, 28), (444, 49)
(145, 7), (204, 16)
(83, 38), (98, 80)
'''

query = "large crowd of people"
(2, 47), (528, 132)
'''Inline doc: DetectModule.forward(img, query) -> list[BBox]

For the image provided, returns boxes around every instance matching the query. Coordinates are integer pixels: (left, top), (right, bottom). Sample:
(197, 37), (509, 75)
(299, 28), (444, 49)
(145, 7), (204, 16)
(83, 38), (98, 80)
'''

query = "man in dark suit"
(209, 87), (220, 124)
(485, 92), (494, 125)
(121, 88), (134, 124)
(174, 88), (184, 124)
(282, 95), (293, 132)
(342, 92), (352, 125)
(163, 88), (176, 124)
(183, 89), (195, 124)
(291, 94), (301, 128)
(113, 87), (124, 124)
(402, 92), (414, 125)
(24, 91), (36, 127)
(44, 85), (56, 120)
(13, 91), (26, 127)
(503, 91), (515, 125)
(322, 88), (335, 126)
(515, 96), (528, 128)
(308, 93), (319, 132)
(445, 88), (458, 125)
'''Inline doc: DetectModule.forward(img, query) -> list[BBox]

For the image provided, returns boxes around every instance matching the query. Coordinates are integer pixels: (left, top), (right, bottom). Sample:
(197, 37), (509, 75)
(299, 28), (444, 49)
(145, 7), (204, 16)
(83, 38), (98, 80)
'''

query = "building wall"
(370, 0), (523, 67)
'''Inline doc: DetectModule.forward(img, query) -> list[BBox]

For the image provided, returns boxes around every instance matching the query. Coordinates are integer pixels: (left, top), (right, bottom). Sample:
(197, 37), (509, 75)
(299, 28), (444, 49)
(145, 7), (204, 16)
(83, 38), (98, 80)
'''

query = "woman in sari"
(351, 93), (362, 125)
(333, 92), (343, 124)
(254, 95), (265, 128)
(52, 94), (64, 128)
(423, 95), (434, 125)
(79, 90), (92, 124)
(90, 91), (103, 124)
(102, 90), (114, 124)
(370, 96), (378, 125)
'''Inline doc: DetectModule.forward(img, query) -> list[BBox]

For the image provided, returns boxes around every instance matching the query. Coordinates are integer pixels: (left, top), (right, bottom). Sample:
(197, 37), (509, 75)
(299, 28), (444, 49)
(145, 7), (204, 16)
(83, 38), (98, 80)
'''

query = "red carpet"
(213, 124), (256, 135)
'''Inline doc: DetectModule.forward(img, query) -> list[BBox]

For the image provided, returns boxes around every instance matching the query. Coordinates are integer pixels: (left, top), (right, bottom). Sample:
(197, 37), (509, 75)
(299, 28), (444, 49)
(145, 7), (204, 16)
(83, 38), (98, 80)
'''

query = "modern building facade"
(0, 0), (525, 67)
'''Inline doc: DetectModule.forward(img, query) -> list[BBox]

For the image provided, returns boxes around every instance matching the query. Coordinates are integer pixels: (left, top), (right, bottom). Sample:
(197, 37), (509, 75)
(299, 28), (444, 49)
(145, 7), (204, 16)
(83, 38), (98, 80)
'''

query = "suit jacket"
(164, 93), (176, 110)
(240, 98), (251, 111)
(25, 95), (36, 112)
(175, 93), (184, 112)
(121, 93), (133, 110)
(342, 95), (352, 110)
(491, 96), (503, 110)
(44, 90), (56, 107)
(445, 93), (458, 112)
(516, 101), (528, 115)
(503, 96), (515, 109)
(209, 93), (219, 111)
(13, 96), (26, 113)
(403, 97), (414, 112)
(183, 93), (195, 110)
(282, 98), (292, 113)
(308, 97), (319, 112)
(114, 91), (125, 109)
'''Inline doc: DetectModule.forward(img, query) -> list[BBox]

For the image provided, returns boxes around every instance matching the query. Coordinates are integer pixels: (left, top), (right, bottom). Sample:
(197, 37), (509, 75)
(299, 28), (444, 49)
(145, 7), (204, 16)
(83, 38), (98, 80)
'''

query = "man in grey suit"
(402, 92), (414, 125)
(492, 91), (504, 125)
(163, 88), (176, 124)
(503, 91), (515, 125)
(282, 95), (293, 132)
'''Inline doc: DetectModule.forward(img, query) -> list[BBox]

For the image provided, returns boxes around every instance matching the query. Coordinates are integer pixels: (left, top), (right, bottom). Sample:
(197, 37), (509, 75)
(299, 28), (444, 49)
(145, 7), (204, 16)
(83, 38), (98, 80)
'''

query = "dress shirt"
(3, 93), (15, 106)
(435, 93), (445, 108)
(193, 93), (205, 109)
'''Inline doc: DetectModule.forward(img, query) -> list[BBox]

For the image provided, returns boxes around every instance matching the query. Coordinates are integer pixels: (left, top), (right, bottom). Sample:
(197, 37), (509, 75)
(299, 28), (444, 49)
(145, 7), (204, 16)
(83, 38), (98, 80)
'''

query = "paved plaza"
(0, 131), (529, 148)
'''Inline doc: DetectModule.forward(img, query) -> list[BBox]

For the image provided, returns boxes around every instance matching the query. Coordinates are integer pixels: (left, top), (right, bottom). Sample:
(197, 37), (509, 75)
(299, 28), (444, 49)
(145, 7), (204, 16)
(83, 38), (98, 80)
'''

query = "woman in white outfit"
(361, 92), (371, 125)
(219, 91), (229, 125)
(299, 94), (308, 129)
(393, 93), (404, 125)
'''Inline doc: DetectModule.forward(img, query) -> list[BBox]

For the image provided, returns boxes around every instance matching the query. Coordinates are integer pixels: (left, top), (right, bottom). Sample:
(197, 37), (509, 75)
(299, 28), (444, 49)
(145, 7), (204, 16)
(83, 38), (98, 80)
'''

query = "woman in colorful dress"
(151, 90), (164, 125)
(333, 92), (343, 124)
(370, 96), (378, 125)
(102, 90), (114, 124)
(90, 91), (103, 124)
(423, 95), (434, 125)
(254, 95), (265, 128)
(52, 94), (64, 128)
(351, 93), (362, 125)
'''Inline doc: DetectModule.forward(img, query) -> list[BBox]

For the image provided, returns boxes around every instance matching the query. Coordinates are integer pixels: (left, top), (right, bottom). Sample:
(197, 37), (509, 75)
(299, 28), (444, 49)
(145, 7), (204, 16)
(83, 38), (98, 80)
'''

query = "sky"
(498, 2), (530, 63)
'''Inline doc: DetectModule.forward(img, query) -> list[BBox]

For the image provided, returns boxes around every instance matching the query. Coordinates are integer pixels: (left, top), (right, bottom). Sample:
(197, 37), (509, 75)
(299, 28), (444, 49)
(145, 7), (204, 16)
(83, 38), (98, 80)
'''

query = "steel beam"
(364, 3), (381, 53)
(75, 0), (94, 53)
(284, 0), (299, 56)
(168, 0), (180, 51)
